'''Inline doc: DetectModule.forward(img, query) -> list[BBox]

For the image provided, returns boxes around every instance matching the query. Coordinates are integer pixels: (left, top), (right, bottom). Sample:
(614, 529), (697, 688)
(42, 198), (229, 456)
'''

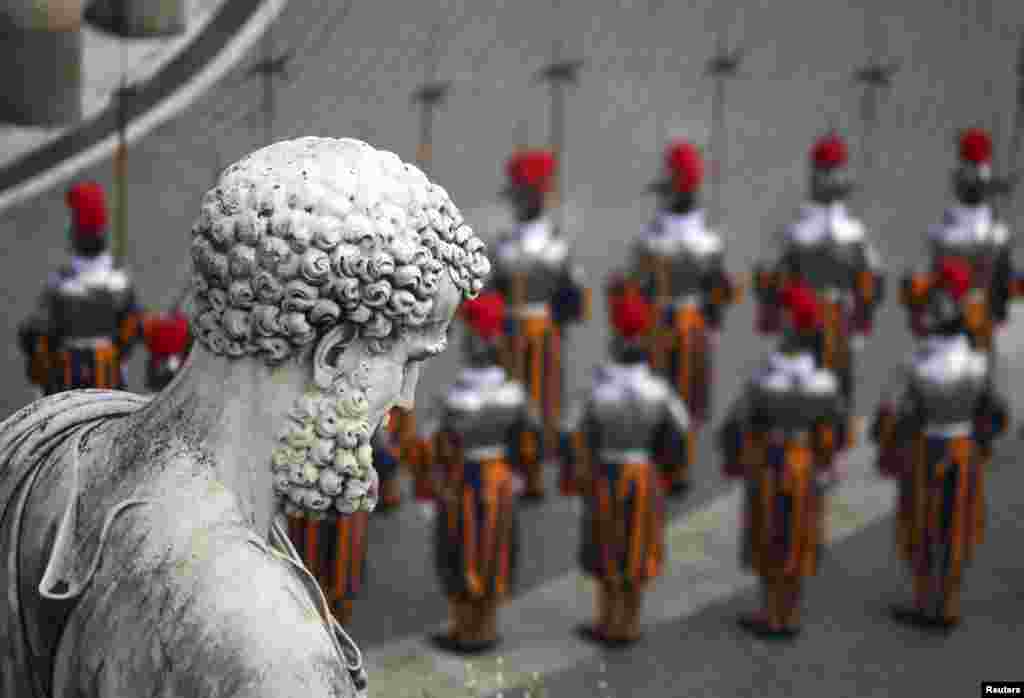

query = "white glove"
(417, 502), (437, 521)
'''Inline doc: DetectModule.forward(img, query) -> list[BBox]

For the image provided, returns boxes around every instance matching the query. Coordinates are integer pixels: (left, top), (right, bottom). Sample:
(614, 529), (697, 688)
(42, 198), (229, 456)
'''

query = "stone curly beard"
(271, 378), (379, 519)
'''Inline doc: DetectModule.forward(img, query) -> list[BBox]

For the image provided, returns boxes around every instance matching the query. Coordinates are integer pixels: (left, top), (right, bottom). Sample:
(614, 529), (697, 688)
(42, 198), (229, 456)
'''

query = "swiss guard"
(901, 128), (1022, 350)
(719, 286), (848, 639)
(874, 257), (1008, 631)
(141, 310), (191, 392)
(490, 147), (591, 499)
(627, 140), (742, 491)
(413, 291), (539, 654)
(753, 132), (885, 402)
(560, 280), (690, 647)
(18, 181), (143, 396)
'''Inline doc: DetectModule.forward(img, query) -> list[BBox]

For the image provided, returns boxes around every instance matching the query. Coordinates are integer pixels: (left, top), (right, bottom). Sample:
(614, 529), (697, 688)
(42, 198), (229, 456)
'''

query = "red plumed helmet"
(65, 181), (108, 237)
(665, 141), (704, 193)
(462, 291), (506, 341)
(144, 313), (191, 357)
(782, 284), (822, 331)
(791, 298), (823, 331)
(811, 133), (848, 169)
(506, 149), (557, 192)
(779, 279), (815, 311)
(937, 257), (972, 301)
(610, 287), (655, 339)
(959, 128), (992, 164)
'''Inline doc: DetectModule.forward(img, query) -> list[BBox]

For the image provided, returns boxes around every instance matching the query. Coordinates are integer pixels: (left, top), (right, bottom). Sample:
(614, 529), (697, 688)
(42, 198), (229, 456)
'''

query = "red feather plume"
(665, 141), (704, 193)
(811, 133), (848, 169)
(462, 291), (506, 341)
(144, 313), (191, 357)
(506, 149), (557, 192)
(65, 181), (108, 237)
(609, 286), (655, 339)
(937, 256), (972, 301)
(959, 128), (992, 164)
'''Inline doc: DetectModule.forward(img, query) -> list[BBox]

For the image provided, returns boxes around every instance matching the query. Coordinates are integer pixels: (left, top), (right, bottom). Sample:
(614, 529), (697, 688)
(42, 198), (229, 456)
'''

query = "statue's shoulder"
(61, 499), (356, 697)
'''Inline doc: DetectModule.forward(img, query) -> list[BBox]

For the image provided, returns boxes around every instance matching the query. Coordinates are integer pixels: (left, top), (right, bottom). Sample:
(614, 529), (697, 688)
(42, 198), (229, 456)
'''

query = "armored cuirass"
(586, 364), (681, 453)
(908, 336), (988, 428)
(495, 230), (570, 307)
(931, 209), (1008, 286)
(49, 267), (133, 343)
(442, 370), (529, 452)
(637, 234), (722, 300)
(749, 354), (839, 431)
(785, 236), (861, 292)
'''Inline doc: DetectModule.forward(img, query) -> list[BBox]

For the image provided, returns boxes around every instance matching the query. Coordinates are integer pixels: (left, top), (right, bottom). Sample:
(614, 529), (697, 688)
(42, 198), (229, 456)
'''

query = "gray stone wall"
(85, 0), (185, 37)
(0, 0), (83, 125)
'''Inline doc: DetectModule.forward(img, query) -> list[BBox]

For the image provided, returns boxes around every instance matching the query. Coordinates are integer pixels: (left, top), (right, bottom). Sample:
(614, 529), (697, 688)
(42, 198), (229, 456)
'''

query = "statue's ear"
(312, 322), (358, 390)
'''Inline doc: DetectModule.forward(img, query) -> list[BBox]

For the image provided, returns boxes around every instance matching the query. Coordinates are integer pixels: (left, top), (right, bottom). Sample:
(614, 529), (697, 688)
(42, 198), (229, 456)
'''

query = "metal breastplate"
(442, 381), (527, 453)
(910, 349), (986, 427)
(787, 237), (859, 291)
(497, 236), (569, 306)
(587, 374), (669, 453)
(50, 276), (131, 342)
(750, 378), (837, 431)
(639, 243), (719, 300)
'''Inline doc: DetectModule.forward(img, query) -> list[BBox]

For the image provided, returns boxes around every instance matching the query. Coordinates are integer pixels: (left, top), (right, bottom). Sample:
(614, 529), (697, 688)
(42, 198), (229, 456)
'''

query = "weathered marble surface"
(0, 138), (490, 697)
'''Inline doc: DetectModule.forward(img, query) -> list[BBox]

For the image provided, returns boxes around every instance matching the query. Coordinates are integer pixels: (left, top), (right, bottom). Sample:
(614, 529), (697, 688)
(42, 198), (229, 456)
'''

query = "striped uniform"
(564, 361), (690, 588)
(491, 219), (589, 448)
(720, 352), (846, 580)
(419, 367), (541, 601)
(872, 334), (1007, 584)
(288, 511), (369, 603)
(631, 209), (739, 422)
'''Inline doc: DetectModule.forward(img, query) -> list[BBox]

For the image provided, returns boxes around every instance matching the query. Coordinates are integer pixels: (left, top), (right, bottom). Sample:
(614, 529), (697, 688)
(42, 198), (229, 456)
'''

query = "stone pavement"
(360, 425), (888, 698)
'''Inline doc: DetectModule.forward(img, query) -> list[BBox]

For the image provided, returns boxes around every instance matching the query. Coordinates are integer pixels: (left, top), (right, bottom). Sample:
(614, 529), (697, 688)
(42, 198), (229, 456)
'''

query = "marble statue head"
(187, 138), (490, 519)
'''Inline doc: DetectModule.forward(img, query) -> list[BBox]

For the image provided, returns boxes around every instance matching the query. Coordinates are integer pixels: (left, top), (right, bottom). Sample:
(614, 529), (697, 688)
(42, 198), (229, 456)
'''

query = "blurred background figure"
(17, 181), (143, 397)
(489, 147), (590, 499)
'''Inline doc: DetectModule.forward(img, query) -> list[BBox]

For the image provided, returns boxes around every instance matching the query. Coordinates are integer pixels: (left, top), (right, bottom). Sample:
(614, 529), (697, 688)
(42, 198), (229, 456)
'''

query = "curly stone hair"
(188, 137), (491, 364)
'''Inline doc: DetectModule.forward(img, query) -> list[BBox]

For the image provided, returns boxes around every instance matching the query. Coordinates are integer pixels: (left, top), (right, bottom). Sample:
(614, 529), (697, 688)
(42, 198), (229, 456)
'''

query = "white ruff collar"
(947, 204), (993, 230)
(70, 253), (113, 274)
(459, 366), (506, 387)
(516, 218), (553, 253)
(601, 361), (650, 384)
(658, 209), (706, 237)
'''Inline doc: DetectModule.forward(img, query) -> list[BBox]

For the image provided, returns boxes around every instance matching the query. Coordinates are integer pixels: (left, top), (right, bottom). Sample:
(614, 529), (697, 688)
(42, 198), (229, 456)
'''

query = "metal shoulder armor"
(749, 355), (841, 429)
(586, 365), (679, 452)
(50, 268), (136, 341)
(783, 221), (864, 291)
(908, 337), (988, 427)
(442, 376), (529, 452)
(495, 231), (572, 306)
